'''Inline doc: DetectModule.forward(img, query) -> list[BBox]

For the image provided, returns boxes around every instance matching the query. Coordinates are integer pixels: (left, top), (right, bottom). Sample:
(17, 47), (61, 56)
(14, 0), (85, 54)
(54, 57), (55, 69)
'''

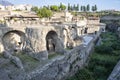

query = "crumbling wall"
(0, 32), (95, 80)
(0, 24), (98, 80)
(26, 39), (94, 80)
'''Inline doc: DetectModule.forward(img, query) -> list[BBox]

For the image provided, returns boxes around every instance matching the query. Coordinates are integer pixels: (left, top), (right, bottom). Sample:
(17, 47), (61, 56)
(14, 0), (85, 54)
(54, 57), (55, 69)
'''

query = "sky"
(7, 0), (120, 11)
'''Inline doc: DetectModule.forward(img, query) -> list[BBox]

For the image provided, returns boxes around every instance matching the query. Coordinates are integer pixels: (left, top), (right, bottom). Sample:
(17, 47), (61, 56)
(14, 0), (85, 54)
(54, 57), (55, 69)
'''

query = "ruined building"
(0, 11), (106, 80)
(0, 12), (105, 60)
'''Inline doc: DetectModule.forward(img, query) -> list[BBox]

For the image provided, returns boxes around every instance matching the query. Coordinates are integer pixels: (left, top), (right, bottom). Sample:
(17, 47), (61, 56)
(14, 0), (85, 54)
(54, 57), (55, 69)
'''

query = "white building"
(4, 4), (33, 11)
(13, 4), (32, 11)
(0, 4), (5, 10)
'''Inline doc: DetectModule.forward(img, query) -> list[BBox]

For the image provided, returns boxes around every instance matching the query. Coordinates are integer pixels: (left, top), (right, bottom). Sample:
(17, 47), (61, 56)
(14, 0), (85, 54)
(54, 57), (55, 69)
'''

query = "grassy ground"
(14, 53), (39, 72)
(0, 50), (63, 72)
(67, 32), (120, 80)
(48, 52), (60, 59)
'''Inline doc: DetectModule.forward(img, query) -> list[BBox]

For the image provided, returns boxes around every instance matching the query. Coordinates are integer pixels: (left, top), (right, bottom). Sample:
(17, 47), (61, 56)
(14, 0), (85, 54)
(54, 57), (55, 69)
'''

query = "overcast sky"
(7, 0), (120, 11)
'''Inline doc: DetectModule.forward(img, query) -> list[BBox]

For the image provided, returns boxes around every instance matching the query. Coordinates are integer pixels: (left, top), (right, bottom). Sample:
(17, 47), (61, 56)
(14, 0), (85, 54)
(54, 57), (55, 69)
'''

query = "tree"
(95, 45), (113, 54)
(86, 4), (90, 12)
(92, 6), (95, 12)
(50, 5), (59, 11)
(83, 6), (86, 12)
(73, 4), (76, 11)
(94, 5), (97, 11)
(70, 6), (73, 11)
(73, 4), (79, 11)
(37, 7), (52, 18)
(81, 6), (86, 12)
(80, 6), (83, 11)
(43, 5), (50, 10)
(59, 3), (66, 11)
(68, 3), (71, 11)
(76, 4), (79, 11)
(92, 5), (97, 12)
(31, 6), (39, 13)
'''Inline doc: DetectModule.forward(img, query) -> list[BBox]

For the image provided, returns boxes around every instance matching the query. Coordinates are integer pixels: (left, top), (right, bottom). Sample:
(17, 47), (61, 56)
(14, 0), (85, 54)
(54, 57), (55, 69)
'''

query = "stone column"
(63, 30), (67, 48)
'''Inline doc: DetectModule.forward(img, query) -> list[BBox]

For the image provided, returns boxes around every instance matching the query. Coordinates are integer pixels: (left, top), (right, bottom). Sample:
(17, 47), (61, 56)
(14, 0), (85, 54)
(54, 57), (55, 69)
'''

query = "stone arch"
(2, 30), (25, 52)
(46, 30), (64, 54)
(70, 27), (78, 40)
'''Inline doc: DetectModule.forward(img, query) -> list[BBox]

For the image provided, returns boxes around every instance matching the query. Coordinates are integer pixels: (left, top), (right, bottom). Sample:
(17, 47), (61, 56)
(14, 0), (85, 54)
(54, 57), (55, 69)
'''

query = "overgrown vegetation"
(14, 52), (39, 72)
(31, 3), (67, 18)
(67, 32), (120, 80)
(31, 6), (52, 18)
(48, 52), (63, 59)
(31, 3), (99, 18)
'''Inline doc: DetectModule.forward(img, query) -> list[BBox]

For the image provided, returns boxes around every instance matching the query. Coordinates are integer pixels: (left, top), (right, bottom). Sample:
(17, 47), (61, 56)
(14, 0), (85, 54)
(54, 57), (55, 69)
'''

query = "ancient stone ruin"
(0, 13), (106, 80)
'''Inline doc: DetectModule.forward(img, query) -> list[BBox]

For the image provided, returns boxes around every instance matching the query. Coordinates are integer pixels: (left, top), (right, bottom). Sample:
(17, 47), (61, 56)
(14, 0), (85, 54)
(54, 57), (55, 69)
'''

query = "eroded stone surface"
(0, 16), (106, 80)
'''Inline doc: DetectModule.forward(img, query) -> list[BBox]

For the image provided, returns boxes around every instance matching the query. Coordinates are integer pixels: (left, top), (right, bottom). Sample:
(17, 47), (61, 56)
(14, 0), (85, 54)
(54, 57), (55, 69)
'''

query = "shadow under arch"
(2, 30), (26, 52)
(70, 26), (78, 39)
(46, 30), (64, 54)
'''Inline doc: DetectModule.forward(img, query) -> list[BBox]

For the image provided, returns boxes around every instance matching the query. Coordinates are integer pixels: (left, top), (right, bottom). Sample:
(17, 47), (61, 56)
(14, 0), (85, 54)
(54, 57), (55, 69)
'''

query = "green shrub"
(67, 68), (95, 80)
(113, 50), (120, 56)
(14, 53), (39, 71)
(48, 53), (61, 59)
(67, 31), (120, 80)
(90, 54), (117, 64)
(111, 41), (120, 50)
(93, 66), (107, 78)
(95, 45), (113, 54)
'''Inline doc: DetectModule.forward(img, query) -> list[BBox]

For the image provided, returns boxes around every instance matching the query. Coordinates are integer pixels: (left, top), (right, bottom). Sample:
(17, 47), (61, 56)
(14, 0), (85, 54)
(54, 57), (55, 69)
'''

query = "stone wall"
(0, 20), (104, 80)
(0, 27), (25, 52)
(26, 38), (94, 80)
(0, 35), (95, 80)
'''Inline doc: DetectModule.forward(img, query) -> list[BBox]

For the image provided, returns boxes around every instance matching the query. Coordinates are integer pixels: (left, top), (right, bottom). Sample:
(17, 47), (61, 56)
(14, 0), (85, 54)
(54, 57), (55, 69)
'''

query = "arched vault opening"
(70, 27), (77, 40)
(46, 30), (64, 54)
(2, 30), (25, 52)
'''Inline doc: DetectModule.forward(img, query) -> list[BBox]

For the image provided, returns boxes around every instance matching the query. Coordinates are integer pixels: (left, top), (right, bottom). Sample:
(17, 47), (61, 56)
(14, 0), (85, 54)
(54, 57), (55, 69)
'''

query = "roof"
(5, 14), (39, 18)
(4, 11), (39, 18)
